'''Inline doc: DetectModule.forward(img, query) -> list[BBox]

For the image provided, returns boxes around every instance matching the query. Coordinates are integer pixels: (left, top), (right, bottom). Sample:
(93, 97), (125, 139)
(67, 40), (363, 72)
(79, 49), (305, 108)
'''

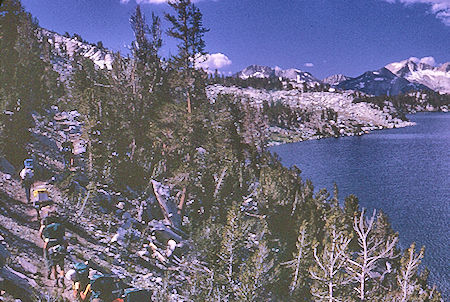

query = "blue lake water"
(270, 112), (450, 297)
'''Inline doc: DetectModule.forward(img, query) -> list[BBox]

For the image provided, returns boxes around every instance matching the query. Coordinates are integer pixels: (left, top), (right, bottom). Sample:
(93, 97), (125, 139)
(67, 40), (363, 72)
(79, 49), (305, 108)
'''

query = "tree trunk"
(177, 187), (186, 216)
(151, 180), (182, 229)
(187, 90), (192, 114)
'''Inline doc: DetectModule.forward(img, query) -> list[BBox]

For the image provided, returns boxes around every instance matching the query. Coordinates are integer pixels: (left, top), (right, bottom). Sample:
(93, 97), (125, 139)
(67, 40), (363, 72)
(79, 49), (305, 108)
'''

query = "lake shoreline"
(269, 112), (450, 299)
(267, 109), (448, 147)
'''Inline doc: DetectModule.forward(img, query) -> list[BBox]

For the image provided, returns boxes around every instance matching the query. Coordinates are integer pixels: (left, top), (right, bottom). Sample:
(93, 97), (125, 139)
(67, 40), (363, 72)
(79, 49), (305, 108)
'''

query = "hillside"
(207, 85), (414, 145)
(40, 28), (114, 72)
(0, 109), (190, 301)
(0, 1), (445, 301)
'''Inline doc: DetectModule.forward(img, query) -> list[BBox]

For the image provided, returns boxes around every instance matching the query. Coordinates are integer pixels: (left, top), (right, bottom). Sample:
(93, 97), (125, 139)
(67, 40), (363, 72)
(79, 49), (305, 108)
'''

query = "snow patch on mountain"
(337, 67), (429, 96)
(386, 57), (450, 94)
(273, 66), (320, 83)
(237, 65), (320, 84)
(237, 65), (275, 79)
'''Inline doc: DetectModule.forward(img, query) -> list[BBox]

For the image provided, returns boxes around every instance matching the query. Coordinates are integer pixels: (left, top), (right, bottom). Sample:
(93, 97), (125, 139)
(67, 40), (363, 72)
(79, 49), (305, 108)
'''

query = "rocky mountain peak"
(237, 65), (320, 83)
(337, 67), (430, 96)
(237, 65), (275, 79)
(323, 74), (351, 86)
(386, 57), (450, 94)
(438, 62), (450, 72)
(386, 58), (436, 77)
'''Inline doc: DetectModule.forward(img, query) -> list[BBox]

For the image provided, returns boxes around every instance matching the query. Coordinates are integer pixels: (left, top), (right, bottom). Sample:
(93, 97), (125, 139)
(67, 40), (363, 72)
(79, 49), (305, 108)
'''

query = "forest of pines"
(0, 0), (443, 300)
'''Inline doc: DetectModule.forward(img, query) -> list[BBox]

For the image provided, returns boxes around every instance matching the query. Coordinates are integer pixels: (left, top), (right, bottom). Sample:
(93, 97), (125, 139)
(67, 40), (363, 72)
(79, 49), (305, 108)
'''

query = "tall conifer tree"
(165, 0), (208, 113)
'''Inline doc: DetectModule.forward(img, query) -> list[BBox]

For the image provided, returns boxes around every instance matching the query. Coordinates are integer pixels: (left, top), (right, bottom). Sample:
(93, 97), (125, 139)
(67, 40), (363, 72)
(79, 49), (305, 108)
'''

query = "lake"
(270, 112), (450, 298)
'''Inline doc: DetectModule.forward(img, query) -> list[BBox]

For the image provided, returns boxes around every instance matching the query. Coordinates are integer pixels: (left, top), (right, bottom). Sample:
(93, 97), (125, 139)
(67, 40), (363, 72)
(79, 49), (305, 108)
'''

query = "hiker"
(66, 262), (92, 301)
(61, 139), (74, 169)
(39, 213), (67, 287)
(47, 243), (67, 287)
(67, 266), (150, 302)
(19, 159), (34, 203)
(89, 274), (124, 302)
(68, 269), (124, 302)
(31, 187), (52, 220)
(166, 239), (177, 258)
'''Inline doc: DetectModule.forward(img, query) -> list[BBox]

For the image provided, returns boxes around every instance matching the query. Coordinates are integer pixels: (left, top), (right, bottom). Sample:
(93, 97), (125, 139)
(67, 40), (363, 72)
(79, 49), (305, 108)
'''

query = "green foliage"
(0, 0), (61, 165)
(209, 74), (284, 90)
(354, 91), (450, 121)
(0, 2), (442, 301)
(310, 227), (351, 301)
(165, 0), (209, 113)
(283, 222), (315, 299)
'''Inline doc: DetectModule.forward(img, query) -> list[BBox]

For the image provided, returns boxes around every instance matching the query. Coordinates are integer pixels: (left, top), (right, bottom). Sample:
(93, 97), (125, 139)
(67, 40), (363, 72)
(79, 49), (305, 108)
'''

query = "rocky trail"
(0, 109), (191, 301)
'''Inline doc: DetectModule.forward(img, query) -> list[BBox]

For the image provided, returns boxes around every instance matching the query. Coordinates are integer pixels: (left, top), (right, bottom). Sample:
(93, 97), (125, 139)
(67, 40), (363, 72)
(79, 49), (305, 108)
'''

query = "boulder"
(0, 244), (10, 268)
(0, 266), (41, 302)
(17, 259), (38, 276)
(95, 189), (113, 211)
(0, 157), (16, 175)
(147, 220), (185, 244)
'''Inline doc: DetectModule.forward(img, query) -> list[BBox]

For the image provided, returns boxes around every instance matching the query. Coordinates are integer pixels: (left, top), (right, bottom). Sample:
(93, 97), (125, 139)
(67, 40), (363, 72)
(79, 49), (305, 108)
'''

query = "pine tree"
(165, 0), (209, 114)
(346, 209), (397, 301)
(310, 227), (351, 302)
(130, 5), (163, 97)
(216, 202), (249, 293)
(283, 221), (314, 298)
(126, 5), (166, 186)
(396, 243), (425, 302)
(236, 224), (275, 301)
(0, 0), (60, 165)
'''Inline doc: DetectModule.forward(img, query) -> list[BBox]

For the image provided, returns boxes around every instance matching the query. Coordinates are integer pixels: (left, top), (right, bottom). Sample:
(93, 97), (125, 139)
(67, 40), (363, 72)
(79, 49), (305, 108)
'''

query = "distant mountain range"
(385, 58), (450, 94)
(236, 59), (450, 95)
(322, 74), (350, 86)
(336, 67), (430, 96)
(236, 65), (320, 85)
(39, 26), (449, 96)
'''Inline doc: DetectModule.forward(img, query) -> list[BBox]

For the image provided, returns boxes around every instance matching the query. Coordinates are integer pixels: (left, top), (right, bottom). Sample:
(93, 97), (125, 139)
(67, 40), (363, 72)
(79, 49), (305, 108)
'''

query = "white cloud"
(419, 56), (437, 65)
(381, 0), (450, 26)
(195, 53), (232, 72)
(408, 56), (420, 63)
(304, 62), (314, 67)
(409, 56), (438, 65)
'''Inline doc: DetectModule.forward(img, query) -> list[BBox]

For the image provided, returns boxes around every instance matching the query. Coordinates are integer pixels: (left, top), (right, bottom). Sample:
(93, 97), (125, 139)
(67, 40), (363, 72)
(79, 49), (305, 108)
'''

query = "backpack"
(43, 223), (65, 241)
(22, 168), (34, 180)
(62, 142), (72, 153)
(41, 214), (59, 227)
(74, 262), (89, 281)
(90, 274), (122, 300)
(123, 288), (151, 302)
(24, 158), (34, 169)
(47, 244), (66, 261)
(33, 189), (51, 209)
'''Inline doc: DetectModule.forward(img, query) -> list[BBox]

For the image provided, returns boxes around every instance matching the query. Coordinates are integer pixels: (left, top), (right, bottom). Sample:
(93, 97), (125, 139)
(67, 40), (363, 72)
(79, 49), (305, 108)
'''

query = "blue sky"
(20, 0), (450, 79)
